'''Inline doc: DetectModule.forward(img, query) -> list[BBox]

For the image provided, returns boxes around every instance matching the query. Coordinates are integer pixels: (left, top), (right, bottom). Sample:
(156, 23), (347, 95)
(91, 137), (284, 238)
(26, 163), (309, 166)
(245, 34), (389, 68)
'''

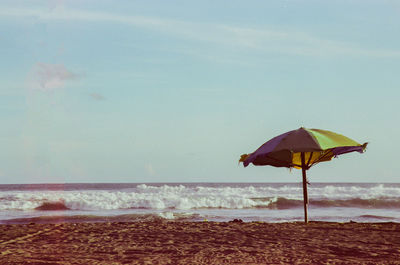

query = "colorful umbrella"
(239, 127), (367, 223)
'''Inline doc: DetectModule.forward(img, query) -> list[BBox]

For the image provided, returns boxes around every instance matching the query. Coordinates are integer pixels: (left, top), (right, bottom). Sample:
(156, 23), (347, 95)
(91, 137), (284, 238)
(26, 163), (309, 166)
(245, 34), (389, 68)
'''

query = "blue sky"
(1, 0), (399, 183)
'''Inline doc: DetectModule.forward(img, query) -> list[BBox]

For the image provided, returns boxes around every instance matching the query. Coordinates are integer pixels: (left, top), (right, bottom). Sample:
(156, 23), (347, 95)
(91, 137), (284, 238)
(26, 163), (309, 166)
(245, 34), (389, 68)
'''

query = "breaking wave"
(268, 197), (400, 209)
(1, 183), (400, 211)
(35, 202), (70, 211)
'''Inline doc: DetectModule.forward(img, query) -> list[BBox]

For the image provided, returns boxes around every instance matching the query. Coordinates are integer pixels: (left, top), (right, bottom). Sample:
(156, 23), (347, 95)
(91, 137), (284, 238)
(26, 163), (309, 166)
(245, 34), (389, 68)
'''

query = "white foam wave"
(309, 184), (400, 200)
(1, 184), (399, 211)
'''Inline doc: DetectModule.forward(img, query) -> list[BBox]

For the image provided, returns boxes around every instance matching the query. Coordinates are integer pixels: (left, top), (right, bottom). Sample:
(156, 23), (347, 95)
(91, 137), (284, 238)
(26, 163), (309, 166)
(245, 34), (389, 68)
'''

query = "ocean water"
(0, 183), (399, 224)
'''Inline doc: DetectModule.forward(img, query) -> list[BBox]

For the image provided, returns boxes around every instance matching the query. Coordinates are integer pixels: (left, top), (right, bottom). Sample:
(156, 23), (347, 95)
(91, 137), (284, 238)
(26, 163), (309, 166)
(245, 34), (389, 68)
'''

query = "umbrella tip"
(361, 142), (368, 151)
(239, 154), (249, 163)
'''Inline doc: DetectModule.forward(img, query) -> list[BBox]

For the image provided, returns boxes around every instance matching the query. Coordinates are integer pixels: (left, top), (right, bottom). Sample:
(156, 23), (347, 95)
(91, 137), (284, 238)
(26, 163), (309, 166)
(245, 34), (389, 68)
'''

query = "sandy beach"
(1, 221), (399, 264)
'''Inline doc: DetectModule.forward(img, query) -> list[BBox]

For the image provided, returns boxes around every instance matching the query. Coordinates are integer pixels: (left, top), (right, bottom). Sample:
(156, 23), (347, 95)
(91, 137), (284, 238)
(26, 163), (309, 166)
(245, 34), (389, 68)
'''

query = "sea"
(1, 183), (399, 224)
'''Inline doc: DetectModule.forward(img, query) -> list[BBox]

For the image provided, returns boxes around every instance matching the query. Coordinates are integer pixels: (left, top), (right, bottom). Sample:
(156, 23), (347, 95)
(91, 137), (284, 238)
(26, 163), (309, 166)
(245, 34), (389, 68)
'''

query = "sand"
(1, 221), (400, 264)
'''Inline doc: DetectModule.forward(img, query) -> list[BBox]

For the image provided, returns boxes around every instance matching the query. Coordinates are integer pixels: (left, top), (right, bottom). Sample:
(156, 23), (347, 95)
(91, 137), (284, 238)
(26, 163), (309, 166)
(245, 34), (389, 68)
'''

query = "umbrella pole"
(301, 152), (308, 223)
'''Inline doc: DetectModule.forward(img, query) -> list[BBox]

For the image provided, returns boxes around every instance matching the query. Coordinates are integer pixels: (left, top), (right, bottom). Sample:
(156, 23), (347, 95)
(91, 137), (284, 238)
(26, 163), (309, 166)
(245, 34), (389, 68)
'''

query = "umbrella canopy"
(239, 127), (367, 223)
(240, 127), (367, 169)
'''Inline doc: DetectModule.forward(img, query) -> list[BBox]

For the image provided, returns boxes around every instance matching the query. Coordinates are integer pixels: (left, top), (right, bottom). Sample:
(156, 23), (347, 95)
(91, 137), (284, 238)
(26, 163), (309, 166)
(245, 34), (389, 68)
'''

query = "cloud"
(2, 6), (400, 58)
(48, 0), (66, 10)
(216, 25), (400, 58)
(28, 62), (79, 91)
(89, 93), (105, 101)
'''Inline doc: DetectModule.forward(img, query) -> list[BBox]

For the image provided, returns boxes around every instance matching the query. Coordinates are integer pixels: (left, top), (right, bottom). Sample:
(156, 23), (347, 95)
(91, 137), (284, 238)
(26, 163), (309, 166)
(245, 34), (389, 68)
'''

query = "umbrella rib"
(309, 150), (333, 167)
(306, 152), (313, 168)
(261, 154), (302, 168)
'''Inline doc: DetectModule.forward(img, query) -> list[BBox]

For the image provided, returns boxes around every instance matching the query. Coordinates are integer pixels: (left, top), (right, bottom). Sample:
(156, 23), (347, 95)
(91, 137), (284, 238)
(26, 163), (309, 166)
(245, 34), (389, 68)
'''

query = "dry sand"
(1, 221), (400, 264)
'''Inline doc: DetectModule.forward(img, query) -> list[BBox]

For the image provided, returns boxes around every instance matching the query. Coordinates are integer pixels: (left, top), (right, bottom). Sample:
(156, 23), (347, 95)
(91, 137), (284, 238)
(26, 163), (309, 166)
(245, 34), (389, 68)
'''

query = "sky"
(0, 0), (399, 184)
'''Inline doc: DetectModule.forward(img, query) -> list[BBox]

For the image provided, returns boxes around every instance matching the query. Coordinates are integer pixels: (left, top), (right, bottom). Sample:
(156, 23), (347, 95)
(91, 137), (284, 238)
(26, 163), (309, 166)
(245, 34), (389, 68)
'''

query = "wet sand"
(1, 221), (400, 264)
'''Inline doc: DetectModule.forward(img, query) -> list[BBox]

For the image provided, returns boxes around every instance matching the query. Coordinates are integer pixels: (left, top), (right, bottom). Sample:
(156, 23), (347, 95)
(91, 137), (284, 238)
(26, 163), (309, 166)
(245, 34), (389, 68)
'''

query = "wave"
(1, 184), (400, 211)
(267, 197), (400, 209)
(35, 202), (70, 211)
(1, 212), (396, 225)
(311, 198), (400, 209)
(358, 215), (395, 220)
(17, 197), (400, 211)
(0, 213), (201, 225)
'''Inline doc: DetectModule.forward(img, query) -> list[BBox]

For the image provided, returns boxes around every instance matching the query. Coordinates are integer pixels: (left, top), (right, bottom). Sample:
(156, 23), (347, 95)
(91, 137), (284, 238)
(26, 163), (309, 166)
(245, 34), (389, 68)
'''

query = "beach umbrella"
(239, 127), (367, 223)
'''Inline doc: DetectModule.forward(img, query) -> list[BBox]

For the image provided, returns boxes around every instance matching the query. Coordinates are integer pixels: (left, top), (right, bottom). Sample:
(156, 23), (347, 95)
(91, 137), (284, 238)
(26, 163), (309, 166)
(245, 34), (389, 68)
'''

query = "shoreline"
(1, 221), (400, 264)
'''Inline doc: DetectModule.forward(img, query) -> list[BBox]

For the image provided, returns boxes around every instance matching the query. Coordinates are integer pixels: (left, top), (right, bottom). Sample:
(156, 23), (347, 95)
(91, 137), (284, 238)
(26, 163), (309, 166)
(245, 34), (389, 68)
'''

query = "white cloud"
(28, 62), (79, 91)
(218, 25), (400, 57)
(2, 6), (400, 58)
(48, 0), (66, 10)
(90, 93), (105, 101)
